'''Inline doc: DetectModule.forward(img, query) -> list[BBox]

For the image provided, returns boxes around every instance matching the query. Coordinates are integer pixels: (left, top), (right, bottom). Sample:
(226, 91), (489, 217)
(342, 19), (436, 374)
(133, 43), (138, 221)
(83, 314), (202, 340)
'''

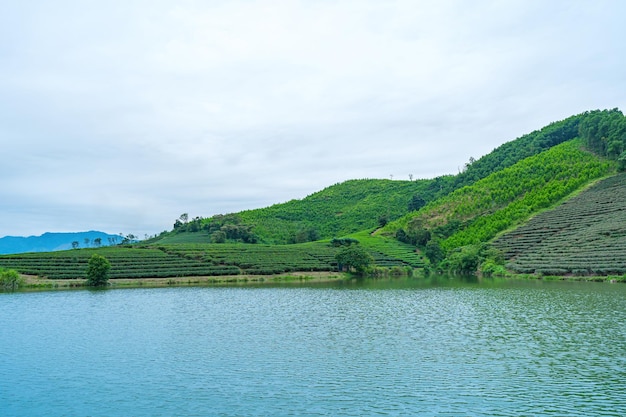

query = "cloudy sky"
(1, 0), (624, 238)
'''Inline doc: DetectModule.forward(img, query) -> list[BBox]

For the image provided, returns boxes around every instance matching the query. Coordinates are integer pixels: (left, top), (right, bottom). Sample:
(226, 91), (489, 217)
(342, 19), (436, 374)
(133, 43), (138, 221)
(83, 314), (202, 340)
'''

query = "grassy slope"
(493, 172), (626, 275)
(237, 179), (433, 243)
(382, 140), (616, 252)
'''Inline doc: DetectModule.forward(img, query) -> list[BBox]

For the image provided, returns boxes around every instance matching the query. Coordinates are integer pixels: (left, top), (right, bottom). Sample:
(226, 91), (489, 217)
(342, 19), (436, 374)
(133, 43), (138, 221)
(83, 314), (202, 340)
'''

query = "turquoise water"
(1, 278), (625, 416)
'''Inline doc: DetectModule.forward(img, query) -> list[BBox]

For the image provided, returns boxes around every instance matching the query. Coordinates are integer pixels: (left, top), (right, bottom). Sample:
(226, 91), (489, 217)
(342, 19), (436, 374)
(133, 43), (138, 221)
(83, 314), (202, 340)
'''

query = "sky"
(1, 0), (625, 238)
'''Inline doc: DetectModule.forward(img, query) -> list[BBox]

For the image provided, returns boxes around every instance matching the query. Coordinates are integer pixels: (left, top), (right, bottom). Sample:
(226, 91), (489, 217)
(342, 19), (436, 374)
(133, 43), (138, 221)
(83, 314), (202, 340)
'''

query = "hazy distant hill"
(0, 231), (122, 255)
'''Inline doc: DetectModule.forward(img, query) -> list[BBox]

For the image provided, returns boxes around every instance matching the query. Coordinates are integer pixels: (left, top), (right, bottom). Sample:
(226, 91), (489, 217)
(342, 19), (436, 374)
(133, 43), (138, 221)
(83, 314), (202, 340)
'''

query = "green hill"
(238, 179), (432, 243)
(3, 109), (626, 283)
(159, 111), (589, 246)
(375, 108), (626, 275)
(383, 139), (615, 251)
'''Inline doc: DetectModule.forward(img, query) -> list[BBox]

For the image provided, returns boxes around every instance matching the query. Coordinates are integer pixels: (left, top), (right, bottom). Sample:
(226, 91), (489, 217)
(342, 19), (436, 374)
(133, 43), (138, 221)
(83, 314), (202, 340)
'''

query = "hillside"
(156, 178), (442, 245)
(0, 231), (122, 255)
(382, 140), (615, 252)
(238, 179), (433, 243)
(159, 111), (588, 245)
(493, 173), (626, 275)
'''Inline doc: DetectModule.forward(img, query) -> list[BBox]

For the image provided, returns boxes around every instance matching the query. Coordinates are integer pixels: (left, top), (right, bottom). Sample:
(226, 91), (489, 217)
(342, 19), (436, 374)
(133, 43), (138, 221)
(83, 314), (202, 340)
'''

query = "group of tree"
(578, 108), (626, 167)
(71, 235), (127, 249)
(288, 227), (320, 244)
(173, 213), (205, 233)
(231, 179), (441, 244)
(172, 213), (259, 243)
(71, 237), (106, 249)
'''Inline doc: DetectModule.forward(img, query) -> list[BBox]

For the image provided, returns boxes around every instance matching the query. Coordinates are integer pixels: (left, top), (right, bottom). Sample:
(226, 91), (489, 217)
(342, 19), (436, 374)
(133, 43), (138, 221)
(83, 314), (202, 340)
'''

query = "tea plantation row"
(493, 173), (626, 275)
(0, 241), (421, 279)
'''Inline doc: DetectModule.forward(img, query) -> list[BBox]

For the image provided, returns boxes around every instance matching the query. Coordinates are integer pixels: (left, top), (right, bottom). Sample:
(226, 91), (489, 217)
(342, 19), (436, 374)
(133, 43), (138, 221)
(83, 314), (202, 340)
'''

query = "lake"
(1, 277), (625, 416)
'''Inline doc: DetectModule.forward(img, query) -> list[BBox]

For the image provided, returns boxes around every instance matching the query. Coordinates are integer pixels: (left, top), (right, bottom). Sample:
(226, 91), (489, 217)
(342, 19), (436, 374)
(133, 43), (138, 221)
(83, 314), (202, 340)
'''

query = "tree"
(121, 234), (137, 244)
(405, 217), (431, 246)
(444, 244), (484, 275)
(86, 254), (111, 286)
(424, 239), (444, 265)
(72, 241), (79, 249)
(378, 214), (389, 228)
(94, 238), (102, 247)
(335, 245), (373, 276)
(619, 151), (626, 171)
(408, 195), (426, 212)
(210, 230), (226, 243)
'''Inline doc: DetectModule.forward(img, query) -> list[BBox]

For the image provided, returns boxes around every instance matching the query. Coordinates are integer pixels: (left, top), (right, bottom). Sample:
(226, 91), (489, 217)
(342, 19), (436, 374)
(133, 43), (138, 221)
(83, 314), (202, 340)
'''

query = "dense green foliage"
(0, 268), (23, 291)
(578, 109), (626, 162)
(348, 230), (426, 268)
(493, 173), (626, 275)
(0, 247), (239, 279)
(386, 140), (616, 273)
(86, 254), (111, 286)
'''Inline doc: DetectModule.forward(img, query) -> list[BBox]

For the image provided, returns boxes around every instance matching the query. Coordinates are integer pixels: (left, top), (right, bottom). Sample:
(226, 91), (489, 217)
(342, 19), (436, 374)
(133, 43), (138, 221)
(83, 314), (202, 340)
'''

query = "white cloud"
(1, 0), (625, 237)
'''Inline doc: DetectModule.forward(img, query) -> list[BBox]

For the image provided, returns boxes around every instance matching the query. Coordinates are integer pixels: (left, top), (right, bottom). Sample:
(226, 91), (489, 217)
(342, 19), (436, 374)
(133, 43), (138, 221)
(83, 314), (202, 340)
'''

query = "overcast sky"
(1, 0), (624, 238)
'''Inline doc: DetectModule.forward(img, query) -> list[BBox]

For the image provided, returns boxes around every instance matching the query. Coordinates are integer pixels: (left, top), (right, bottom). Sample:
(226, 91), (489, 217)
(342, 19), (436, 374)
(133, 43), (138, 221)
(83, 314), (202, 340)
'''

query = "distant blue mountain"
(0, 231), (123, 255)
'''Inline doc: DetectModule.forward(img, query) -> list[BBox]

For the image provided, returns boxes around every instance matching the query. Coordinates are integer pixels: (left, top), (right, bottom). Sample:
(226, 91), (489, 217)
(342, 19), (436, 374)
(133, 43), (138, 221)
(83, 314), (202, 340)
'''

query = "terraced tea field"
(0, 247), (241, 279)
(0, 239), (421, 280)
(493, 173), (626, 275)
(349, 230), (425, 268)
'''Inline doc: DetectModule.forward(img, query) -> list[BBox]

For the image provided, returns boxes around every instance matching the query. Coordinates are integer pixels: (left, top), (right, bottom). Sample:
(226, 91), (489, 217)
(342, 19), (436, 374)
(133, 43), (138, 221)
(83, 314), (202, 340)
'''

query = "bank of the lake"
(16, 271), (351, 291)
(11, 270), (626, 292)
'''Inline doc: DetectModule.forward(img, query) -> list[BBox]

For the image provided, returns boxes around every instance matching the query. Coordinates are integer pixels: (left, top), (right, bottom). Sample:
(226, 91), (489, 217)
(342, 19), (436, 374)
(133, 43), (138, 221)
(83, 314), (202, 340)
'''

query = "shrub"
(0, 268), (24, 291)
(480, 260), (507, 277)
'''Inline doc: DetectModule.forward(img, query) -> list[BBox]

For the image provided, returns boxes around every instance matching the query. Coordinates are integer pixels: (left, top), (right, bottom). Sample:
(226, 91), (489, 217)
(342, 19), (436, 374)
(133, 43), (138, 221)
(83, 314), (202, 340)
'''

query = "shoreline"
(5, 271), (625, 293)
(17, 271), (352, 291)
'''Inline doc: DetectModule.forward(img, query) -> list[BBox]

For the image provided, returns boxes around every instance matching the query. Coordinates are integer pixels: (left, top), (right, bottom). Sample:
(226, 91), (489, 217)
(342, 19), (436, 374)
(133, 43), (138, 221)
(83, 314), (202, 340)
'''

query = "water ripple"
(1, 281), (625, 416)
